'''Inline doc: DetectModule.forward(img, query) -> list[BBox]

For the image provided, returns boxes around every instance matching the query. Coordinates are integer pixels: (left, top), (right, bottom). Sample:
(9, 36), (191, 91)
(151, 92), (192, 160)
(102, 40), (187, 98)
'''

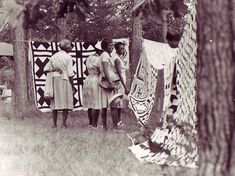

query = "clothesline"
(12, 40), (31, 42)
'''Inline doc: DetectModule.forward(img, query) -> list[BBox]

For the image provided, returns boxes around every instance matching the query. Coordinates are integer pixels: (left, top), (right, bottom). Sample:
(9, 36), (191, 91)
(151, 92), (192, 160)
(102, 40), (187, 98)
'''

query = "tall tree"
(130, 0), (142, 77)
(1, 0), (28, 118)
(196, 0), (235, 175)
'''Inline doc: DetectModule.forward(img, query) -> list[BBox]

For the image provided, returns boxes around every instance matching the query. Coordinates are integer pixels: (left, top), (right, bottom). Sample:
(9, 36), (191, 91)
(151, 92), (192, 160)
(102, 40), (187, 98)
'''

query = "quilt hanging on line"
(128, 46), (158, 125)
(128, 2), (198, 168)
(128, 39), (176, 126)
(29, 39), (129, 112)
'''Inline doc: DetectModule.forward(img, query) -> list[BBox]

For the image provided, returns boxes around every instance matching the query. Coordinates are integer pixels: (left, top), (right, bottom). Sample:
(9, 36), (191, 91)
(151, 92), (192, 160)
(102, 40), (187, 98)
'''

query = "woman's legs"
(111, 108), (119, 129)
(118, 108), (122, 123)
(110, 96), (122, 130)
(92, 109), (99, 128)
(88, 108), (93, 126)
(101, 108), (108, 130)
(52, 110), (58, 128)
(62, 109), (69, 128)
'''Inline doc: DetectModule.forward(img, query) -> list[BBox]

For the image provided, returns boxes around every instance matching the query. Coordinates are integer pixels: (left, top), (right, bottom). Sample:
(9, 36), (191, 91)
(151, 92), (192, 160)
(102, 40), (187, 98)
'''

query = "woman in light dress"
(99, 39), (128, 132)
(112, 42), (128, 125)
(44, 39), (75, 129)
(83, 50), (103, 129)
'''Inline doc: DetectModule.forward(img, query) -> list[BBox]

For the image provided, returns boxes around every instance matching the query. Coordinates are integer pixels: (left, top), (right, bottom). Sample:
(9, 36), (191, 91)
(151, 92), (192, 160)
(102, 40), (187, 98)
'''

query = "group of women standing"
(44, 39), (128, 132)
(83, 39), (128, 132)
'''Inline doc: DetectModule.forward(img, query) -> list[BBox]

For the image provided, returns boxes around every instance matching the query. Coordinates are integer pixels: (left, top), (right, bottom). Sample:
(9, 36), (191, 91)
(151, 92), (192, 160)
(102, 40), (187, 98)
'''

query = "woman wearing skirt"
(99, 39), (128, 132)
(83, 50), (103, 129)
(112, 42), (128, 125)
(44, 39), (75, 128)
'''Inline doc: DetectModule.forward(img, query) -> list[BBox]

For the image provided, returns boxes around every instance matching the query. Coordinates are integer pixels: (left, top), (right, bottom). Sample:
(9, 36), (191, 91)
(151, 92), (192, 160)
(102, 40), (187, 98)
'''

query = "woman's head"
(101, 39), (113, 53)
(59, 39), (72, 52)
(114, 42), (125, 56)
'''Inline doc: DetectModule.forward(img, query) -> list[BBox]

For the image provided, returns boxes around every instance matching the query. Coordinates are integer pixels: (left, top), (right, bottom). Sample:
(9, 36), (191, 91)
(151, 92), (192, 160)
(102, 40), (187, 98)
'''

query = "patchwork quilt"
(128, 2), (198, 168)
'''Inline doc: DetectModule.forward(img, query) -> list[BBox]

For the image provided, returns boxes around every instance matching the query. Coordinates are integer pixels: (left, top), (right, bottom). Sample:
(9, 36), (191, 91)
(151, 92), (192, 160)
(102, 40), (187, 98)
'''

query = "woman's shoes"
(52, 125), (57, 129)
(88, 125), (93, 128)
(103, 126), (108, 131)
(117, 120), (123, 126)
(52, 123), (67, 129)
(61, 124), (68, 129)
(91, 126), (98, 130)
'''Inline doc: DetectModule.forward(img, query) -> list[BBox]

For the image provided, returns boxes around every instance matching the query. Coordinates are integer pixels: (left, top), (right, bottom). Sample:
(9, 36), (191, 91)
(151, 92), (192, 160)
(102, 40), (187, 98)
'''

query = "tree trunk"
(10, 12), (28, 119)
(197, 0), (235, 176)
(130, 0), (143, 79)
(57, 18), (67, 40)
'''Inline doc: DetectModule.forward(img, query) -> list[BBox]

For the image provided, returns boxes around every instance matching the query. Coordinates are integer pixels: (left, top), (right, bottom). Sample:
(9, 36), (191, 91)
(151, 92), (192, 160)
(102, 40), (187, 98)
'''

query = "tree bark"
(10, 12), (28, 119)
(130, 0), (143, 79)
(57, 18), (67, 41)
(197, 0), (235, 176)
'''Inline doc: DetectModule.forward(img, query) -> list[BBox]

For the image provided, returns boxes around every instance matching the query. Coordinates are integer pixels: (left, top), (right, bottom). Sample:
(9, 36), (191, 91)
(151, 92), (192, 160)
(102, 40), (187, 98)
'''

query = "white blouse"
(44, 50), (74, 80)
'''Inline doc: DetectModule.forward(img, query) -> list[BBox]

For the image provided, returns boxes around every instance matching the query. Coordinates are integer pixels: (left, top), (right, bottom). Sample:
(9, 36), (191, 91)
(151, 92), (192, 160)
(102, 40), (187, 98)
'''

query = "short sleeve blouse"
(44, 50), (74, 80)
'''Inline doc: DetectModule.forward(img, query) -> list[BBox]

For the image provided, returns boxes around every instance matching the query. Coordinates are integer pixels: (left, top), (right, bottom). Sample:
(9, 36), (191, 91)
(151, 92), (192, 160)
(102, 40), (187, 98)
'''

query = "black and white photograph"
(0, 0), (234, 176)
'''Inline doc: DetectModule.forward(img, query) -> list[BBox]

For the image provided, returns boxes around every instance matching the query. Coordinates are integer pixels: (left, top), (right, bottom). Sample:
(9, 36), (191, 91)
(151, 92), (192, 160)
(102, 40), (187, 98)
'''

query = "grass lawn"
(0, 101), (197, 176)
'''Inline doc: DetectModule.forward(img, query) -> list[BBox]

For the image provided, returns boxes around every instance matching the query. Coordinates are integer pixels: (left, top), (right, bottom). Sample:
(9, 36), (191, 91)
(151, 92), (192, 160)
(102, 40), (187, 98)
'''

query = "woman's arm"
(101, 52), (116, 88)
(44, 59), (62, 74)
(102, 61), (112, 82)
(69, 76), (75, 92)
(114, 59), (128, 94)
(102, 61), (115, 88)
(45, 67), (62, 74)
(67, 56), (75, 92)
(44, 60), (52, 74)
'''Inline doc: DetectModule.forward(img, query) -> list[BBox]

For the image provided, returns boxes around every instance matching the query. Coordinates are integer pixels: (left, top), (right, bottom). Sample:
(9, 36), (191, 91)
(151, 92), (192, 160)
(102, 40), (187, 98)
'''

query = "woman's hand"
(53, 67), (63, 74)
(109, 81), (116, 89)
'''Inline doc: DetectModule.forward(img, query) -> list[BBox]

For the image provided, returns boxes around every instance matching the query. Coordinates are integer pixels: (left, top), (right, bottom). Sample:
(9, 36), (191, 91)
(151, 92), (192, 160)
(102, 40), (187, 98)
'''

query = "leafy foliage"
(0, 56), (14, 88)
(134, 0), (188, 19)
(71, 0), (133, 41)
(56, 0), (89, 19)
(29, 0), (133, 41)
(142, 15), (165, 42)
(0, 24), (10, 42)
(134, 0), (189, 47)
(166, 13), (186, 48)
(23, 1), (48, 29)
(0, 0), (178, 43)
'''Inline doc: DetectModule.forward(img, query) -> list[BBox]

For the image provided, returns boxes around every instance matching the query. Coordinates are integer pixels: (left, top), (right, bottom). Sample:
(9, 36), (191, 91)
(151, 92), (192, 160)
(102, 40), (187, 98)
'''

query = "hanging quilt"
(128, 39), (176, 126)
(128, 65), (197, 168)
(128, 2), (198, 168)
(128, 48), (158, 125)
(30, 39), (129, 112)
